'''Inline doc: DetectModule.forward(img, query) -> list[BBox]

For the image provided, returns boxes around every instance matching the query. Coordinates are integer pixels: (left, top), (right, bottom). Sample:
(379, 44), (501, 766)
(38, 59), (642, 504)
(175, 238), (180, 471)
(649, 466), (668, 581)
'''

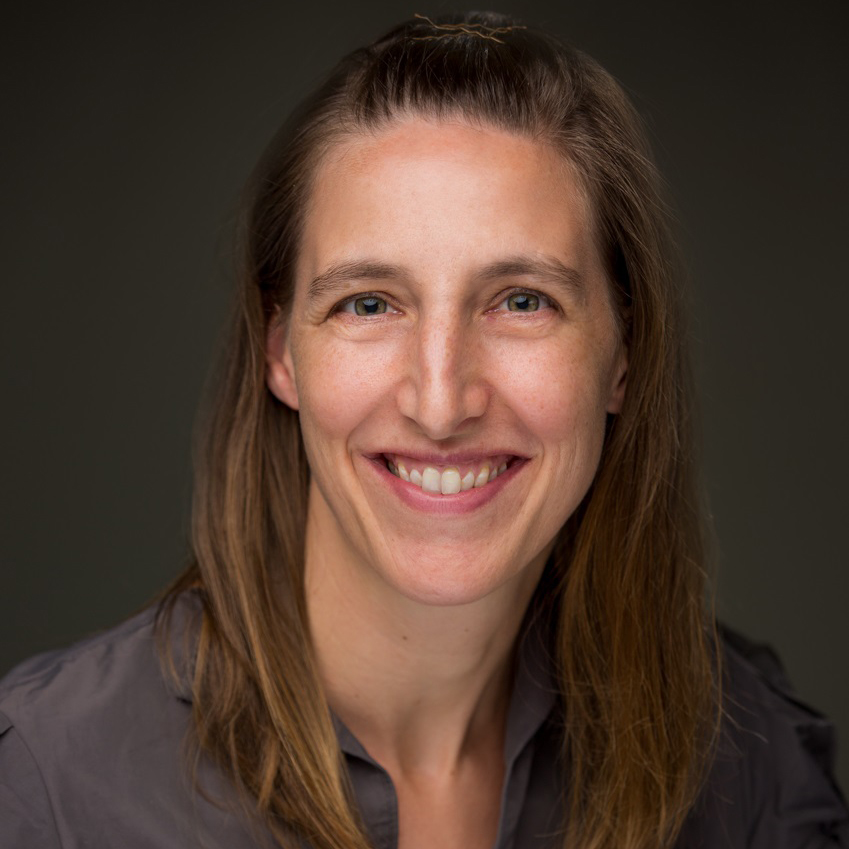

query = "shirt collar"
(503, 610), (558, 767)
(164, 590), (202, 703)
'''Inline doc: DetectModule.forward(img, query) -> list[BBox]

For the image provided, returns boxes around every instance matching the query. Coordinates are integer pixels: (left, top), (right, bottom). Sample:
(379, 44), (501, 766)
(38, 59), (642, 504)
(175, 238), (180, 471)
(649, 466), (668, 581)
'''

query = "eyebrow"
(306, 255), (586, 302)
(307, 261), (402, 302)
(476, 256), (586, 299)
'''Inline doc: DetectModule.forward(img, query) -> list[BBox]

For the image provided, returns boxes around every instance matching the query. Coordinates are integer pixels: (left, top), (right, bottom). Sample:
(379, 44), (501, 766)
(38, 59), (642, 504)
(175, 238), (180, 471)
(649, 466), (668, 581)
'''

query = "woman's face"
(267, 118), (627, 607)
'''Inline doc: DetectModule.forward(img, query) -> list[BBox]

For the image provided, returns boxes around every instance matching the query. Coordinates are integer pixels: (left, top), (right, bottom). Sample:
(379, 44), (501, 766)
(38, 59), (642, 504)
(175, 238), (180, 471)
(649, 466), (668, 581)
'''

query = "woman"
(1, 12), (846, 849)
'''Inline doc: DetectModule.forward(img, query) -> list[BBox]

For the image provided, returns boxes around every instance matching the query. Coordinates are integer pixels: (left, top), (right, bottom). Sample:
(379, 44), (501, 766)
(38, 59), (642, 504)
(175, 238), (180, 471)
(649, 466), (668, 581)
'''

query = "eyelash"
(331, 287), (557, 318)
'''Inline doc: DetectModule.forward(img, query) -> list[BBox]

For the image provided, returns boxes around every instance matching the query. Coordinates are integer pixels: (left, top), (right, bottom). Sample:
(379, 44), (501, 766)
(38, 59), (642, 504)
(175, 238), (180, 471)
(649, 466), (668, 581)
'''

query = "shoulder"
(0, 594), (234, 847)
(719, 627), (839, 777)
(1, 604), (170, 717)
(0, 599), (191, 774)
(0, 596), (196, 735)
(677, 626), (848, 848)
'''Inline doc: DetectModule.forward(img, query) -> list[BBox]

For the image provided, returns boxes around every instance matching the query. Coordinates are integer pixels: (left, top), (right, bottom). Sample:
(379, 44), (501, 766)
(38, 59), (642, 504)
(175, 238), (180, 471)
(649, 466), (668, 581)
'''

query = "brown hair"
(160, 12), (718, 849)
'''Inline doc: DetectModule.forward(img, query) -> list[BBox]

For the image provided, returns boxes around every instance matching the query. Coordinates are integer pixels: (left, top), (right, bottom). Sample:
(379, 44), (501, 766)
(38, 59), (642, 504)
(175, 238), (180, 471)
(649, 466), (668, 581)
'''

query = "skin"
(266, 118), (627, 848)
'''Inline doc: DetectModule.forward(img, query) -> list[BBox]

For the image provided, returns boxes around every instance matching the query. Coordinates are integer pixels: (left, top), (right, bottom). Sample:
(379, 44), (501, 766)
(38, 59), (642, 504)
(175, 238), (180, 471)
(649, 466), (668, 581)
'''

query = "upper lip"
(366, 450), (528, 465)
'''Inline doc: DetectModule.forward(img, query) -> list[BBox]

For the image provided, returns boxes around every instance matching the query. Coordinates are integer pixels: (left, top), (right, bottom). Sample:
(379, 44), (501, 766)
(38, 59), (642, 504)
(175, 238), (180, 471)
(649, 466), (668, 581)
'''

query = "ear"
(265, 312), (300, 410)
(605, 348), (628, 414)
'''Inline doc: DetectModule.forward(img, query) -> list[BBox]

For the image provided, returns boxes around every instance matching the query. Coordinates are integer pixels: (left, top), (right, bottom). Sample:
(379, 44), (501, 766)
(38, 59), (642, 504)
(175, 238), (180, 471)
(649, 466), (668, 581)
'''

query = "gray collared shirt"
(1, 592), (846, 848)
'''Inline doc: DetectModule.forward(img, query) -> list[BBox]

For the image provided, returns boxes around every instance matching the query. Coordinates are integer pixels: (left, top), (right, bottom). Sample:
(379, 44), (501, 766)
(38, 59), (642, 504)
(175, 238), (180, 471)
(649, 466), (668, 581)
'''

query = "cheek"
(490, 339), (611, 449)
(294, 337), (396, 444)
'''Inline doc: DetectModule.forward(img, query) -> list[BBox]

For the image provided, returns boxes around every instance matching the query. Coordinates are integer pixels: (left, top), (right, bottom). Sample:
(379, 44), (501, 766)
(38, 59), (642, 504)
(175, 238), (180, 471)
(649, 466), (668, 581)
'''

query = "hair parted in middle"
(160, 12), (719, 849)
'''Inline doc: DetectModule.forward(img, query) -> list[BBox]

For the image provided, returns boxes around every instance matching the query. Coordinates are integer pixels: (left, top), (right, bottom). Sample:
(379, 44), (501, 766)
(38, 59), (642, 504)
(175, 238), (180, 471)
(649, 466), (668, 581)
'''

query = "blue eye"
(507, 293), (538, 312)
(498, 291), (551, 312)
(342, 296), (389, 316)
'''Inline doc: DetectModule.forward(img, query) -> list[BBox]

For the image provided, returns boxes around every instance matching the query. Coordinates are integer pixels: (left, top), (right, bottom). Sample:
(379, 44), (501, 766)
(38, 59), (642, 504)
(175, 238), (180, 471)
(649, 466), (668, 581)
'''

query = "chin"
(375, 545), (532, 608)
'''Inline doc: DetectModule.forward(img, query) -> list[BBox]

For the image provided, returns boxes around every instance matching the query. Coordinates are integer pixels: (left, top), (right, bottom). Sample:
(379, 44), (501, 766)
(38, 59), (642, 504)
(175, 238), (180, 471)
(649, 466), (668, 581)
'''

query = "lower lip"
(363, 456), (526, 515)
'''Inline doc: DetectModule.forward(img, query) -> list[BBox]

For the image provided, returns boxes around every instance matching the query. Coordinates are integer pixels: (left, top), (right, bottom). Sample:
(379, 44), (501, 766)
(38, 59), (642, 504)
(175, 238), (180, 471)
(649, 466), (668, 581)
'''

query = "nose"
(396, 314), (489, 440)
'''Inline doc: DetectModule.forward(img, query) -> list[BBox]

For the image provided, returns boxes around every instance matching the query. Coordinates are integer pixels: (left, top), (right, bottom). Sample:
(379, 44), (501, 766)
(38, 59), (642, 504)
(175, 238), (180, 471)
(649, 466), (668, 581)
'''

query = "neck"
(305, 507), (548, 778)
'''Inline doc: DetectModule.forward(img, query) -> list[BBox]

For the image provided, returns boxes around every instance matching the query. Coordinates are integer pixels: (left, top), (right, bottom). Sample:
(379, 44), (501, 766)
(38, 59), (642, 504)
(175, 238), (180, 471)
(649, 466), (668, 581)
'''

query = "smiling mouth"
(382, 453), (515, 495)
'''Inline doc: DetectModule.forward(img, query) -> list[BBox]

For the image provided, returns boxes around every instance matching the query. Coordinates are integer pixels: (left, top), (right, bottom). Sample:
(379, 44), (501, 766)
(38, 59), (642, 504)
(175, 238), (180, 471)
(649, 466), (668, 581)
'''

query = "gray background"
(2, 0), (847, 790)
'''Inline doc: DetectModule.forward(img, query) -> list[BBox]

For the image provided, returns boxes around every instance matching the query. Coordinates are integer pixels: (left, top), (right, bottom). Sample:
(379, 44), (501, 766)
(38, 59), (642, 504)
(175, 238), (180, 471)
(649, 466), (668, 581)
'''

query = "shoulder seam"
(1, 716), (65, 849)
(0, 607), (158, 706)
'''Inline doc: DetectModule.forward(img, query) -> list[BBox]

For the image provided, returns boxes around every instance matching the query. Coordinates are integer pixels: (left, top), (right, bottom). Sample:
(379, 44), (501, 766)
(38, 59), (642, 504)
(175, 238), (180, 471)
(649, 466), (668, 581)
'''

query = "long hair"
(159, 12), (718, 849)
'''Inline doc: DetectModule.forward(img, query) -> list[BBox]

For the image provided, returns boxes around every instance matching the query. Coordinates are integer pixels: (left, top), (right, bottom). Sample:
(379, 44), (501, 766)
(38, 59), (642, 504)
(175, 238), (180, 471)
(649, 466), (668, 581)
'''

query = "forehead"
(296, 118), (602, 292)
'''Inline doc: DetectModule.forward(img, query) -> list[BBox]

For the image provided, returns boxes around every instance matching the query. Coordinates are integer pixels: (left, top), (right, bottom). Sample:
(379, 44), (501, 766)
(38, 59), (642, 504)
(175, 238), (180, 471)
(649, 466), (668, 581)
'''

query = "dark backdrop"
(2, 0), (847, 788)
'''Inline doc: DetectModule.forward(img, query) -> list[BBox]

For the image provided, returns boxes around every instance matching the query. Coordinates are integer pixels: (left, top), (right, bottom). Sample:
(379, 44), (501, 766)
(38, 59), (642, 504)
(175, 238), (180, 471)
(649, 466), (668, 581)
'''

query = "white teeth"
(441, 468), (461, 495)
(387, 456), (512, 495)
(421, 467), (441, 493)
